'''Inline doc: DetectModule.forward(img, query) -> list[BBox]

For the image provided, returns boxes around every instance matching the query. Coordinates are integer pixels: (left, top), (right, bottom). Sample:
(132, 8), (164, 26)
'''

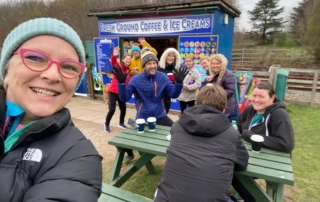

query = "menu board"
(93, 37), (119, 72)
(179, 35), (219, 81)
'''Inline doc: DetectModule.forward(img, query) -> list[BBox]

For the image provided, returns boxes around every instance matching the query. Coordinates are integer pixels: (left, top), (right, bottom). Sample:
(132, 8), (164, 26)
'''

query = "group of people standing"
(105, 38), (240, 134)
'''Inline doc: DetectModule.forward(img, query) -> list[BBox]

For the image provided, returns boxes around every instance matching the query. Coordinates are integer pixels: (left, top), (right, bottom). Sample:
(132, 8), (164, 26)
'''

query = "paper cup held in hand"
(167, 73), (173, 76)
(136, 119), (145, 133)
(147, 117), (156, 131)
(250, 135), (264, 153)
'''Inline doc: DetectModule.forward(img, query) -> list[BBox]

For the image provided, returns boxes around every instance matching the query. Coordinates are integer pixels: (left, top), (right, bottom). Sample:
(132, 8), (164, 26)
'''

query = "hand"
(173, 68), (188, 83)
(182, 85), (188, 90)
(206, 75), (213, 81)
(138, 37), (145, 45)
(113, 46), (120, 56)
(112, 66), (128, 83)
(133, 69), (139, 75)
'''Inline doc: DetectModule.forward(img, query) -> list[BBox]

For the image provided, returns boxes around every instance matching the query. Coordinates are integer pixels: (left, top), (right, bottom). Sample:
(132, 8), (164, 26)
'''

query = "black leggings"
(232, 175), (256, 202)
(179, 100), (195, 113)
(105, 92), (126, 125)
(156, 116), (174, 127)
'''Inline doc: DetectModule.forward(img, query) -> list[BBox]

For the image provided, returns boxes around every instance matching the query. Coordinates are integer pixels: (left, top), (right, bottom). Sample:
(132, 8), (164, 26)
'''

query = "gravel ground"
(286, 90), (320, 105)
(72, 118), (122, 164)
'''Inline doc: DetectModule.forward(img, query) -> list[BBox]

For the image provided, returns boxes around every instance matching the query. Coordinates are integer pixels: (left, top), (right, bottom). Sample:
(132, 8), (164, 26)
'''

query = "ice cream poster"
(179, 35), (218, 66)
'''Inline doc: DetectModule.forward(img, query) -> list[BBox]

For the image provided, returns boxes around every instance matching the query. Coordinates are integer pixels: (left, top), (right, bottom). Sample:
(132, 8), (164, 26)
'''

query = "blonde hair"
(209, 54), (228, 84)
(200, 56), (211, 63)
(195, 83), (227, 111)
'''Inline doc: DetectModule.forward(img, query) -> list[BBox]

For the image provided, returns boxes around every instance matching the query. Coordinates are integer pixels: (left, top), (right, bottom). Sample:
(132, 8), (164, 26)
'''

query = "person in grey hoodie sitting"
(154, 84), (249, 202)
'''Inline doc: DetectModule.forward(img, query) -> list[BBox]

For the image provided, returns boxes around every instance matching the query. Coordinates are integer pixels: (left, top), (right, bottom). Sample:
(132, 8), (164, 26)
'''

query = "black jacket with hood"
(154, 105), (249, 202)
(0, 86), (102, 202)
(237, 99), (294, 153)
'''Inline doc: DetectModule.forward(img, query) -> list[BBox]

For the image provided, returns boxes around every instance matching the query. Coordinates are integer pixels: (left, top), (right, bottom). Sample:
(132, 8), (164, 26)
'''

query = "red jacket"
(108, 54), (130, 94)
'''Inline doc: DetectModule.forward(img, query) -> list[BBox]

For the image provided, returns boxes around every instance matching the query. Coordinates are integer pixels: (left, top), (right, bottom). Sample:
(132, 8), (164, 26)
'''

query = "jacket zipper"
(161, 100), (166, 112)
(2, 123), (54, 157)
(138, 103), (143, 115)
(154, 82), (157, 97)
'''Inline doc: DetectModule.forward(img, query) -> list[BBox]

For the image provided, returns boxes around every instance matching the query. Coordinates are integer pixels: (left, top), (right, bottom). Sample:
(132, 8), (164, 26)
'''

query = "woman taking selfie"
(0, 18), (102, 201)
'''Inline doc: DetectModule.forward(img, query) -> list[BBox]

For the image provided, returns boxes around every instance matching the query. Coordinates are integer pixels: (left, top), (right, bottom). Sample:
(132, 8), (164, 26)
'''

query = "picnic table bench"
(108, 125), (294, 202)
(98, 183), (152, 202)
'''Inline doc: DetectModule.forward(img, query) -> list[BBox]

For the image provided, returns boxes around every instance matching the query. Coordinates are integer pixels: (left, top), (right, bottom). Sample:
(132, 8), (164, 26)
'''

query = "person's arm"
(118, 82), (135, 102)
(23, 140), (102, 201)
(187, 70), (201, 91)
(139, 37), (158, 55)
(234, 134), (249, 171)
(165, 68), (188, 98)
(110, 47), (120, 67)
(242, 109), (294, 153)
(222, 72), (235, 99)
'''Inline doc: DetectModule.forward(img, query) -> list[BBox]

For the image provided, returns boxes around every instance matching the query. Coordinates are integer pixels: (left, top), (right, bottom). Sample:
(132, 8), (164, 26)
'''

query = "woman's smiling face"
(4, 35), (80, 123)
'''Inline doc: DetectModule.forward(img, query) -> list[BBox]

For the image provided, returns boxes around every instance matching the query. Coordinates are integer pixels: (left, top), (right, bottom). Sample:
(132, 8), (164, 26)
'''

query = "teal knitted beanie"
(0, 17), (86, 89)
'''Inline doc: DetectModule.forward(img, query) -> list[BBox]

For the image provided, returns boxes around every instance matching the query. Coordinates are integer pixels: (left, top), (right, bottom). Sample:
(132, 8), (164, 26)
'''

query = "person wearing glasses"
(0, 18), (102, 201)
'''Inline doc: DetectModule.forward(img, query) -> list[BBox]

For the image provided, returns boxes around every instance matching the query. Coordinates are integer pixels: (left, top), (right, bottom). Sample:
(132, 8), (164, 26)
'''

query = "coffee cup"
(167, 73), (173, 76)
(147, 117), (156, 131)
(136, 119), (145, 133)
(250, 135), (264, 153)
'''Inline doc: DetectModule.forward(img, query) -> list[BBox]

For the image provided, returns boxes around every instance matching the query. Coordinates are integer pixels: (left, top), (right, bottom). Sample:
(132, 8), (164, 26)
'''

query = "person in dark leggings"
(157, 47), (182, 113)
(105, 47), (131, 133)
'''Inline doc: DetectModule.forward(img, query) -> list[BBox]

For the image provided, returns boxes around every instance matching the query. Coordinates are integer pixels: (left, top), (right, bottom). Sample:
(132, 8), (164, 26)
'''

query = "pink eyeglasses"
(14, 48), (86, 79)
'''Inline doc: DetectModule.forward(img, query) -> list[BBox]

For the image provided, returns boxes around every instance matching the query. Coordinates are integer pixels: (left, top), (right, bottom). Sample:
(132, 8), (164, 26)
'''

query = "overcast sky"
(237, 0), (301, 30)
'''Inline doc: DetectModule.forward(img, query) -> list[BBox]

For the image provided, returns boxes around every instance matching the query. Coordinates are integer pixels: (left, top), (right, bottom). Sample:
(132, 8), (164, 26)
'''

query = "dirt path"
(72, 118), (120, 164)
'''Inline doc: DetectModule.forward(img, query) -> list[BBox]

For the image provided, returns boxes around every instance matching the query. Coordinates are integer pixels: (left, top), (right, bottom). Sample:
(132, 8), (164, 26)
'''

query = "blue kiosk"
(88, 0), (240, 111)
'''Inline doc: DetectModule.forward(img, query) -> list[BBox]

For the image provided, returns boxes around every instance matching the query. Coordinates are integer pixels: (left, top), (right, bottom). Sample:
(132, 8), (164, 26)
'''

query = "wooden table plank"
(244, 142), (290, 157)
(116, 133), (170, 147)
(109, 137), (167, 156)
(240, 164), (294, 185)
(101, 184), (152, 202)
(248, 158), (293, 172)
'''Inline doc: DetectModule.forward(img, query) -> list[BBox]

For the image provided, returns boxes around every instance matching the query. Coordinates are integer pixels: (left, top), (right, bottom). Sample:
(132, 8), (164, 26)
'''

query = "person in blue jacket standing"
(113, 48), (188, 127)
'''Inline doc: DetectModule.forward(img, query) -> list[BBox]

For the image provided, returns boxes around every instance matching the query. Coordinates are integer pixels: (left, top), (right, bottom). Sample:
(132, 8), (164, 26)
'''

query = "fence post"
(310, 70), (319, 106)
(268, 65), (280, 87)
(242, 48), (244, 63)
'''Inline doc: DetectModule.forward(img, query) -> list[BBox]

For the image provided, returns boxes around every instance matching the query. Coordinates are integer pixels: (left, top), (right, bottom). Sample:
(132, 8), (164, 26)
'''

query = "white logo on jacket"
(22, 148), (42, 162)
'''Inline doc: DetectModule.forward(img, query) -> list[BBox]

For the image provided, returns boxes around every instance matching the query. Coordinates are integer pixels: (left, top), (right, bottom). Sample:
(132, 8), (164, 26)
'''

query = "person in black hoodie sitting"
(154, 83), (249, 202)
(157, 47), (181, 113)
(233, 82), (295, 202)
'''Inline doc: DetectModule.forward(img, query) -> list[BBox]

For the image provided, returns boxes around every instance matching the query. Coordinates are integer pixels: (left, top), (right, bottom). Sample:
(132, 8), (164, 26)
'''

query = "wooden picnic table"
(108, 125), (294, 202)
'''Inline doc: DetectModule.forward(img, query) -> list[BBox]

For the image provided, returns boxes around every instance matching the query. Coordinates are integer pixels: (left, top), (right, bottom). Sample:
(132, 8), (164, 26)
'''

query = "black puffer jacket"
(0, 87), (102, 202)
(237, 99), (294, 153)
(154, 105), (249, 202)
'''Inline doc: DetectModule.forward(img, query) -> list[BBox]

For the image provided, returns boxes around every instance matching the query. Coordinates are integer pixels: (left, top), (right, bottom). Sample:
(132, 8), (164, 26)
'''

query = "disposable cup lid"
(251, 135), (264, 142)
(136, 119), (145, 124)
(147, 117), (156, 122)
(206, 83), (213, 86)
(167, 73), (173, 75)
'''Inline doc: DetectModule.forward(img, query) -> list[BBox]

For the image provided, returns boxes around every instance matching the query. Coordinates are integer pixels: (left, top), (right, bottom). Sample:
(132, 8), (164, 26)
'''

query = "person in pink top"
(105, 47), (131, 133)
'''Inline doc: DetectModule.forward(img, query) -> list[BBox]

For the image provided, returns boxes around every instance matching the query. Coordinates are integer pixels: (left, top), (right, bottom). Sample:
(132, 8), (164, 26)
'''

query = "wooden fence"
(232, 66), (320, 106)
(232, 48), (316, 68)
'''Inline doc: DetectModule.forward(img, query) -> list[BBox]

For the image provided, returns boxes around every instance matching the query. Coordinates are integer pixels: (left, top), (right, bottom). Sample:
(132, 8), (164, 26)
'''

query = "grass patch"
(103, 104), (320, 201)
(288, 103), (320, 202)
